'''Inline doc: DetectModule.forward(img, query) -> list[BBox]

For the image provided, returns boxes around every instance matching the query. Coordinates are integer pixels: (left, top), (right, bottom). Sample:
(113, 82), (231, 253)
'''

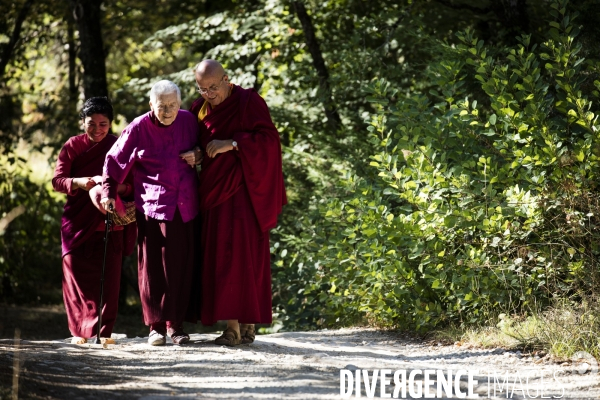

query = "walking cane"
(95, 203), (113, 345)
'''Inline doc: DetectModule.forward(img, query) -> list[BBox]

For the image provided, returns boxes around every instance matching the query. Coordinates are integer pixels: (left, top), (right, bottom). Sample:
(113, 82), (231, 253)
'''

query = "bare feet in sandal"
(239, 324), (255, 344)
(215, 327), (241, 346)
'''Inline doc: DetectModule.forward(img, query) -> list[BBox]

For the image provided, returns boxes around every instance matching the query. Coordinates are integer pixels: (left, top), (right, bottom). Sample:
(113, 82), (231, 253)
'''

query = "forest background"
(1, 0), (600, 359)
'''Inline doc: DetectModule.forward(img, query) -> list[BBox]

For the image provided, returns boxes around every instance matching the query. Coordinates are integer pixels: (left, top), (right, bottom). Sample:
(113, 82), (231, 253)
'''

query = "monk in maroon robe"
(191, 60), (286, 345)
(52, 97), (135, 345)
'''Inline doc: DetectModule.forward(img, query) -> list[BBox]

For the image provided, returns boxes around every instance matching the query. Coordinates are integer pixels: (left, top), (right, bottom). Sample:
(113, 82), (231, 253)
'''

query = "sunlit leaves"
(306, 0), (600, 332)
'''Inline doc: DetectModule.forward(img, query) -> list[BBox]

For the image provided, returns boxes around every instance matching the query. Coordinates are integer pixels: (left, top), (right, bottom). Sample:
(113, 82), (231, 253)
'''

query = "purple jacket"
(103, 110), (199, 223)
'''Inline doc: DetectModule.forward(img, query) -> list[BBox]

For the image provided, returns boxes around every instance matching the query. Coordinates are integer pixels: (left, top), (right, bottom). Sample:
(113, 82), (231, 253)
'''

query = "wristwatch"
(232, 140), (238, 150)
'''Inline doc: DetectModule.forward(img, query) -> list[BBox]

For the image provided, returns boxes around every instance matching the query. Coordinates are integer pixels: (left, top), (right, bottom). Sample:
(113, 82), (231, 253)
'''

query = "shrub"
(306, 0), (600, 331)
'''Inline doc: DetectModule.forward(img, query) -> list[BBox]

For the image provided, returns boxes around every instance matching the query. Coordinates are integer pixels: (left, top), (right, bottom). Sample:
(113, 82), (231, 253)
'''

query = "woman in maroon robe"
(52, 97), (134, 344)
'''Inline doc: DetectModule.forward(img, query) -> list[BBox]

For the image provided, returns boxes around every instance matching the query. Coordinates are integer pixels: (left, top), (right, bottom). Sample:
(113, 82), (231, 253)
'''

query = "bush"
(0, 156), (63, 303)
(301, 0), (600, 331)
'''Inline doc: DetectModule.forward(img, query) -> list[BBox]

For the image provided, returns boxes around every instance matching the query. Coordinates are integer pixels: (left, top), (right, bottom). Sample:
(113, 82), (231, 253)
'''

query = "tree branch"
(377, 2), (416, 53)
(0, 0), (35, 81)
(291, 1), (342, 132)
(434, 0), (492, 15)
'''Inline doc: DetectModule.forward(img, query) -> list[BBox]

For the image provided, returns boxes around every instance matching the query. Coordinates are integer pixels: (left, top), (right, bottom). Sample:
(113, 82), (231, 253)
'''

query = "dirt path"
(1, 328), (599, 399)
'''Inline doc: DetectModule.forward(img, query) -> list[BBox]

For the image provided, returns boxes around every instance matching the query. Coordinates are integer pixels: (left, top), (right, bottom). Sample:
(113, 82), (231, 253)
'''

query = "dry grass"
(432, 299), (600, 360)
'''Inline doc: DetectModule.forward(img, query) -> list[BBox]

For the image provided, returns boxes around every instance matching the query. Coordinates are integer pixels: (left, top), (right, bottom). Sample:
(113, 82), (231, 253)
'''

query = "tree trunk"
(70, 0), (108, 98)
(66, 12), (77, 102)
(0, 0), (35, 82)
(291, 1), (341, 132)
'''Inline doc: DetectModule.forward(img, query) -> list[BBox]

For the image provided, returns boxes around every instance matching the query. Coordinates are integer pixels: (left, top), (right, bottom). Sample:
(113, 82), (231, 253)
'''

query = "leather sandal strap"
(215, 327), (241, 346)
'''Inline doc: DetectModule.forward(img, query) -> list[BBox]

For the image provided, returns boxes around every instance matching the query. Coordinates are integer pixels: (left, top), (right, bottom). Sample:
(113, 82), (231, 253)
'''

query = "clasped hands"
(72, 177), (114, 213)
(179, 146), (203, 167)
(179, 141), (236, 164)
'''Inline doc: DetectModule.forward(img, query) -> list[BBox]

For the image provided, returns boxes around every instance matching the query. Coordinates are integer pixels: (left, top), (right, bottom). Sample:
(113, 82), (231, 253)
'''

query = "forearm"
(102, 175), (119, 200)
(52, 176), (77, 195)
(101, 127), (137, 196)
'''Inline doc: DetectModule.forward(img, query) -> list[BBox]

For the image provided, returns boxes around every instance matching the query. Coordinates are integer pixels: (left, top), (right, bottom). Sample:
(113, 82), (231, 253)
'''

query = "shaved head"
(195, 59), (225, 79)
(194, 59), (231, 107)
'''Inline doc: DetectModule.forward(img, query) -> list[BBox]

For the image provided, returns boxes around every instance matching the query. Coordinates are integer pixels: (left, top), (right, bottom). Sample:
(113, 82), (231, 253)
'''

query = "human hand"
(73, 177), (96, 191)
(206, 140), (234, 158)
(100, 197), (116, 213)
(179, 146), (203, 167)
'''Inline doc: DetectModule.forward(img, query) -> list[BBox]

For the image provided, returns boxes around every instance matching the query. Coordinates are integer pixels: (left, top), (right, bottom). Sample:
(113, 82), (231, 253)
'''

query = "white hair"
(150, 80), (181, 103)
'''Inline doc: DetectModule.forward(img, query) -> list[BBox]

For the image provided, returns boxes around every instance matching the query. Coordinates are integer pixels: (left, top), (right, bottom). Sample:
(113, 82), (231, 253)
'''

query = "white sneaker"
(148, 330), (166, 346)
(71, 337), (87, 345)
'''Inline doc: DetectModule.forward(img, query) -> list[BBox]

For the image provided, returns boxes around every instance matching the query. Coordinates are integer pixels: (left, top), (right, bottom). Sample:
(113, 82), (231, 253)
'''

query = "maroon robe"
(190, 86), (286, 325)
(52, 134), (135, 338)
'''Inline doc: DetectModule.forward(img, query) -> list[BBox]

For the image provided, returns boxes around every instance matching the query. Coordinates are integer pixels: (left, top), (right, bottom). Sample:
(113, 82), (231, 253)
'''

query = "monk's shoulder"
(239, 87), (267, 106)
(236, 86), (258, 99)
(242, 88), (271, 116)
(239, 86), (261, 98)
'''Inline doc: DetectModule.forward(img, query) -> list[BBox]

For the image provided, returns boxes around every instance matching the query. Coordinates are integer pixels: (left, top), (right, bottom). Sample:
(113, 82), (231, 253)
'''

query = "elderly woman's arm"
(101, 125), (138, 212)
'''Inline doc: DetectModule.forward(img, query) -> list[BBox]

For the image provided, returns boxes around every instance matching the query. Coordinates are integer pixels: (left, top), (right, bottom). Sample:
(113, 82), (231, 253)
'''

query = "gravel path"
(1, 328), (599, 399)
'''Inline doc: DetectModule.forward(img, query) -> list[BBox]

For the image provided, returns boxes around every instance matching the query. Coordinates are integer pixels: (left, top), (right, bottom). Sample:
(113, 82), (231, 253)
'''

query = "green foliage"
(305, 0), (600, 331)
(0, 158), (63, 302)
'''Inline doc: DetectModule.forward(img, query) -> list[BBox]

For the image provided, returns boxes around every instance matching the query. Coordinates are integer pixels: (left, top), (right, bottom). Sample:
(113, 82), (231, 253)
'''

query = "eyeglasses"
(196, 75), (226, 95)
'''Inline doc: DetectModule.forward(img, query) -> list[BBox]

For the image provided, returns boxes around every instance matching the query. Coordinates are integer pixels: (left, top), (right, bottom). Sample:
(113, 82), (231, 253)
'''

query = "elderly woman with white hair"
(101, 80), (202, 346)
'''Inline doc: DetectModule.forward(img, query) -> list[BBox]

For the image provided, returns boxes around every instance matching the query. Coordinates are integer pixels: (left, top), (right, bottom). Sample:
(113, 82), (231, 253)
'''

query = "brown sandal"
(169, 330), (190, 345)
(240, 324), (255, 344)
(215, 327), (241, 346)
